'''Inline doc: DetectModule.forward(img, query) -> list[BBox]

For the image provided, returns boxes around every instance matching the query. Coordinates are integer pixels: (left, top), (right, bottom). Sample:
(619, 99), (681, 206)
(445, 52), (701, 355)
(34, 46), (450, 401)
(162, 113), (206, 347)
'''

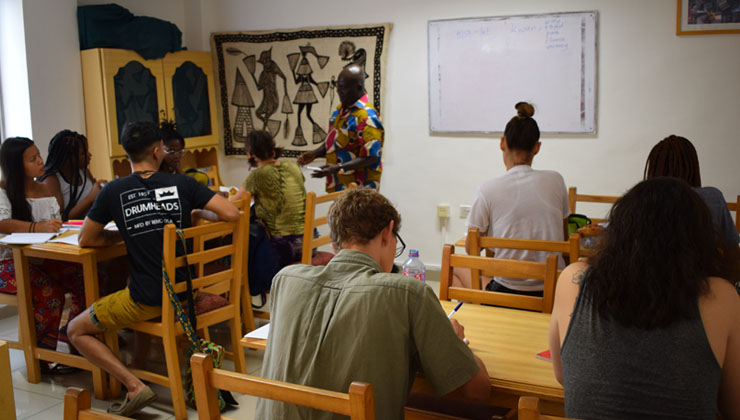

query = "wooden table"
(240, 299), (564, 415)
(12, 238), (126, 399)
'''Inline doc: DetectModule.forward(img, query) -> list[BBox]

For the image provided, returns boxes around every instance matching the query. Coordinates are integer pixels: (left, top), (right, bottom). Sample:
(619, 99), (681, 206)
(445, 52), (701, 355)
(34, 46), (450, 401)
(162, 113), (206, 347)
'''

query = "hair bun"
(515, 102), (535, 119)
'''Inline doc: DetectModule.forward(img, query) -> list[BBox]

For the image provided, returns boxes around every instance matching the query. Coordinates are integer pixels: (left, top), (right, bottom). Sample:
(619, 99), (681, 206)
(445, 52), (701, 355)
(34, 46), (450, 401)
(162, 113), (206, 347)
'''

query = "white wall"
(7, 0), (740, 267)
(202, 0), (740, 267)
(22, 0), (86, 151)
(0, 0), (33, 138)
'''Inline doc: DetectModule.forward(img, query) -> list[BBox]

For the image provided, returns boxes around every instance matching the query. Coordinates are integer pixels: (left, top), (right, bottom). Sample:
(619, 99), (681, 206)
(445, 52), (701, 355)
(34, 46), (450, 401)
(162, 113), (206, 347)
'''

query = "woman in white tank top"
(39, 130), (106, 220)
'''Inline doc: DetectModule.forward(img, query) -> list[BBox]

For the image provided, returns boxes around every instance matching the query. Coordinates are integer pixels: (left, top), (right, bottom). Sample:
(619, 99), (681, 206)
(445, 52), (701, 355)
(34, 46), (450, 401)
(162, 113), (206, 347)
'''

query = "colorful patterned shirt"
(324, 94), (384, 192)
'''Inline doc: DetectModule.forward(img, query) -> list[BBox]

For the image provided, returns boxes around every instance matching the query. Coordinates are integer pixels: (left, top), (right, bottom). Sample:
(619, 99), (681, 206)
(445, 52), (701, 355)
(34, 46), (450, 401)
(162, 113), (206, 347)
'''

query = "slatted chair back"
(0, 340), (15, 419)
(301, 183), (357, 265)
(567, 187), (619, 224)
(191, 353), (375, 420)
(518, 396), (575, 420)
(63, 388), (130, 420)
(117, 200), (248, 420)
(440, 244), (559, 313)
(466, 227), (579, 290)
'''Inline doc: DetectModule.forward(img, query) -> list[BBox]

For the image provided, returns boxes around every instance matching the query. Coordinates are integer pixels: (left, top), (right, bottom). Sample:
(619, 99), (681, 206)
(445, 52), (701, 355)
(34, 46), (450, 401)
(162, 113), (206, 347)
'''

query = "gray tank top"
(561, 285), (721, 420)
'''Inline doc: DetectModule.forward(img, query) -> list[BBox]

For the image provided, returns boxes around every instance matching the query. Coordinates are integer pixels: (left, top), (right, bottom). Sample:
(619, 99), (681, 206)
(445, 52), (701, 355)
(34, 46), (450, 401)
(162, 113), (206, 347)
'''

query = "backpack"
(248, 211), (281, 299)
(567, 213), (592, 236)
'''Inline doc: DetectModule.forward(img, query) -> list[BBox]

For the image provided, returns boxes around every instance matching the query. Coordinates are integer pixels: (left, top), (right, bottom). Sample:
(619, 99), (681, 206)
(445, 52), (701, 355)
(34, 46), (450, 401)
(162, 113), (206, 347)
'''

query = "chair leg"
(162, 331), (187, 420)
(241, 286), (256, 334)
(230, 317), (246, 374)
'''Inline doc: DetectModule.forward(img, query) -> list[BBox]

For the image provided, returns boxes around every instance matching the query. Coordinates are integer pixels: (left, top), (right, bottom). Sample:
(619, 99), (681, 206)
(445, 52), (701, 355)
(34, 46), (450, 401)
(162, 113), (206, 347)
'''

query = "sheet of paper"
(244, 323), (270, 340)
(49, 233), (80, 246)
(0, 233), (57, 244)
(104, 222), (118, 231)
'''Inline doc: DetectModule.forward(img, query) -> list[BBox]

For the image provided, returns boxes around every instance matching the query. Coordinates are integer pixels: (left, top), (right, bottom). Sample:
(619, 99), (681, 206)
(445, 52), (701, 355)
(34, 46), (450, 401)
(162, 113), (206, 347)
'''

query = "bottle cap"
(409, 249), (419, 257)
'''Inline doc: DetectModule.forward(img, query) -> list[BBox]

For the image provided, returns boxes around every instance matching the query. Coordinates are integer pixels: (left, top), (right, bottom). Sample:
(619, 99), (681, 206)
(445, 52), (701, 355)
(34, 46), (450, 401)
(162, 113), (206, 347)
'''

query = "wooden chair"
(0, 340), (16, 419)
(112, 205), (248, 420)
(727, 194), (740, 234)
(0, 294), (22, 350)
(300, 183), (357, 265)
(517, 396), (573, 420)
(63, 387), (130, 420)
(567, 187), (619, 224)
(466, 227), (579, 290)
(190, 353), (375, 419)
(440, 244), (559, 313)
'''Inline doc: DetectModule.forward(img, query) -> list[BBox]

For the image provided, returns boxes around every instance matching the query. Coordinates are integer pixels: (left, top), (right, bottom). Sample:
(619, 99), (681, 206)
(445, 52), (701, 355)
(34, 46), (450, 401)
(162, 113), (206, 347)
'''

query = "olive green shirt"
(242, 161), (306, 237)
(256, 250), (480, 420)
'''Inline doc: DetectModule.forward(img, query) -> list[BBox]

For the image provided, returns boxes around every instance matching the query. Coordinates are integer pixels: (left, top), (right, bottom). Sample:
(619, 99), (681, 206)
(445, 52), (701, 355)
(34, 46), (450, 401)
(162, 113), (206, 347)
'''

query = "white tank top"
(55, 171), (94, 210)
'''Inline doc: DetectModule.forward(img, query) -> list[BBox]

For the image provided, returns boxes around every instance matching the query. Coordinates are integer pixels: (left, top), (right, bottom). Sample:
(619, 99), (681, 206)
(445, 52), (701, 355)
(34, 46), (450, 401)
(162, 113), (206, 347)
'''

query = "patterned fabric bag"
(162, 229), (237, 411)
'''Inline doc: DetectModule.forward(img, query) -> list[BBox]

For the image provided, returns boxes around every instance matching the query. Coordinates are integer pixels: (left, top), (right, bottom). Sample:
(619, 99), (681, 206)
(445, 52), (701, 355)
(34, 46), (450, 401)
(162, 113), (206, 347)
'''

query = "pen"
(447, 301), (463, 319)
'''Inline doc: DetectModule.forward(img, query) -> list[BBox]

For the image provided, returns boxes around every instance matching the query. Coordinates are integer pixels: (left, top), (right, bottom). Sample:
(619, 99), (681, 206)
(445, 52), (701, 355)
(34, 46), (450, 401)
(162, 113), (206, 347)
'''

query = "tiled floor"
(3, 279), (440, 419)
(2, 308), (266, 420)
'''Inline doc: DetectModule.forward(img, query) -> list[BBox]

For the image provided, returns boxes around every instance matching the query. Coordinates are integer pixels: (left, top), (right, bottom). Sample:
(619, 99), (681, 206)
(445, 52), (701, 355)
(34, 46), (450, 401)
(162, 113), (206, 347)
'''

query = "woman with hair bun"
(457, 102), (569, 295)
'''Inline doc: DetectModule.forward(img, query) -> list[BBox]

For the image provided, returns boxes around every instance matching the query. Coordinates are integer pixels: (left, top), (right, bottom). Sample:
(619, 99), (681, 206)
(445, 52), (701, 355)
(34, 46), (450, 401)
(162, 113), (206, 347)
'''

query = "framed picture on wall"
(676, 0), (740, 35)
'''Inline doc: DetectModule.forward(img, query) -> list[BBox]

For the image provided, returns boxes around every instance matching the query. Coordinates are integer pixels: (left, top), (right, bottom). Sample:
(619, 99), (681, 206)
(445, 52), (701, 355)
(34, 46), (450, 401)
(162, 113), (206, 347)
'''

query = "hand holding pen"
(447, 302), (469, 345)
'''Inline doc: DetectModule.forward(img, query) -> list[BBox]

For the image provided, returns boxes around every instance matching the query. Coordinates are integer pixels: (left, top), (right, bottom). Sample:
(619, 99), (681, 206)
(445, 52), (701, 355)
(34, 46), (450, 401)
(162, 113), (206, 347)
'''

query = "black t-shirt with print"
(87, 172), (215, 306)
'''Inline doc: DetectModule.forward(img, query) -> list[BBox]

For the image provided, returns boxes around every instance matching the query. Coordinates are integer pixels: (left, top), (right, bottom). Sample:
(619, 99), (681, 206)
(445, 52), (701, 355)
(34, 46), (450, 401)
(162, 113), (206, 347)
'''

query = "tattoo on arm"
(572, 269), (585, 285)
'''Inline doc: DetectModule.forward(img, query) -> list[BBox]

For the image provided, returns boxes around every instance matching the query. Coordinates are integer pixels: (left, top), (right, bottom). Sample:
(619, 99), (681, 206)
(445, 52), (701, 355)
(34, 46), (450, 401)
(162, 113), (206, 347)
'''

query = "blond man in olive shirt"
(256, 188), (490, 420)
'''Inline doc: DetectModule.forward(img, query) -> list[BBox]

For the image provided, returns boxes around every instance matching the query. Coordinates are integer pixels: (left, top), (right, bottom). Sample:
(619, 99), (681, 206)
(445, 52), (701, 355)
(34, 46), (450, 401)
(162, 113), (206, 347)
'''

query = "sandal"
(108, 385), (157, 416)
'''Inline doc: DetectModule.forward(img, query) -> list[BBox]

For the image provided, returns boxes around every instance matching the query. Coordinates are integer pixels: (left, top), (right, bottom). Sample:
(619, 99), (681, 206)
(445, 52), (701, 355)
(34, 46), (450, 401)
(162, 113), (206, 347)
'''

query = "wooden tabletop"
(241, 299), (563, 413)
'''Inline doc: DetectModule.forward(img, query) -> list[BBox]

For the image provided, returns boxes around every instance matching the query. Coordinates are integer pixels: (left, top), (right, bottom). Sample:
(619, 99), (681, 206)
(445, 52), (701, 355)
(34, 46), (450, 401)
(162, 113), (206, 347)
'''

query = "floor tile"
(13, 388), (62, 420)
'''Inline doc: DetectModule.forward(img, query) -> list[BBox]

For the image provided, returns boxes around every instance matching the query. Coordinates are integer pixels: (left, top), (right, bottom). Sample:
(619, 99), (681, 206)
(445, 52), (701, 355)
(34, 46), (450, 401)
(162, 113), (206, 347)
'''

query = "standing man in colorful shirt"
(297, 65), (384, 192)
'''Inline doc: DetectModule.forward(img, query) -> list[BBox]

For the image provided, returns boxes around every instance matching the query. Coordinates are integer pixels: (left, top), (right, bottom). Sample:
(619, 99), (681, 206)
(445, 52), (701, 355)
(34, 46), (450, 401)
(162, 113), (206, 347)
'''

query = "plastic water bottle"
(402, 249), (426, 282)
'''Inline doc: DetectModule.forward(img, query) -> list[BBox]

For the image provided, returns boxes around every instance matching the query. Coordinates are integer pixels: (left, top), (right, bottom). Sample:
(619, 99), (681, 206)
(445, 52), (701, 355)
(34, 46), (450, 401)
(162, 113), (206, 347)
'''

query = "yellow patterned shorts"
(90, 288), (160, 331)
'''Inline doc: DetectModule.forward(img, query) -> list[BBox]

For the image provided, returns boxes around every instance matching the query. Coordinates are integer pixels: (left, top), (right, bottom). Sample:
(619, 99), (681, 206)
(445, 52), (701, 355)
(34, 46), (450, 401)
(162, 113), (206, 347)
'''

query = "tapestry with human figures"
(211, 24), (391, 157)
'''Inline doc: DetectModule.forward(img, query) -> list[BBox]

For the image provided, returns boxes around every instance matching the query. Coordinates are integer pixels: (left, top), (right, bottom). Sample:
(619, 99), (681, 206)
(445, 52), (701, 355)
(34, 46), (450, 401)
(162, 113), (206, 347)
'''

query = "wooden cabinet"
(80, 48), (222, 188)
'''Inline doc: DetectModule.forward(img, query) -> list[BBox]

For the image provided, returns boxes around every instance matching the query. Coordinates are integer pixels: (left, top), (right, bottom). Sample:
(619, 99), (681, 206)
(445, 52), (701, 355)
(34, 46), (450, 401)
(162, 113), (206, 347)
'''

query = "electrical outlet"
(437, 203), (450, 218)
(459, 205), (471, 219)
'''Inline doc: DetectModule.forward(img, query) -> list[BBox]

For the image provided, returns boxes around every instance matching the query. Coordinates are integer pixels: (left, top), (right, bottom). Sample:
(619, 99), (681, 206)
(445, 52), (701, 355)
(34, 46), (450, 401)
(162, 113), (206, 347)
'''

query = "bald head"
(337, 65), (365, 108)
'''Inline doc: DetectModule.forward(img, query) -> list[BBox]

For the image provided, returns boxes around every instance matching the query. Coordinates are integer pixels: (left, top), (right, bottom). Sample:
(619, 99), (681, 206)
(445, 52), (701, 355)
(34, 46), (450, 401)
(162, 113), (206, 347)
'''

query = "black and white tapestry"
(211, 24), (391, 157)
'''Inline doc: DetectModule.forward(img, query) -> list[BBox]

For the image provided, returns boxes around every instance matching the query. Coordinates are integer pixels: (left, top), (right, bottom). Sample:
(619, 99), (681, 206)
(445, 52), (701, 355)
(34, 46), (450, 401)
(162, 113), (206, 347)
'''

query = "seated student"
(645, 134), (739, 246)
(0, 137), (85, 371)
(232, 130), (307, 267)
(158, 119), (185, 175)
(549, 177), (740, 420)
(67, 121), (239, 416)
(257, 188), (490, 420)
(458, 102), (569, 294)
(39, 130), (106, 221)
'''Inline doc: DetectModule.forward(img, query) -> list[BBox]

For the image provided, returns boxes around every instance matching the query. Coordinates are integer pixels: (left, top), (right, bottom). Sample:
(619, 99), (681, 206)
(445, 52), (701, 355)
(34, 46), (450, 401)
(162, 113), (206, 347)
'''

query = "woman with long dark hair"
(549, 177), (739, 419)
(0, 137), (86, 367)
(39, 130), (105, 220)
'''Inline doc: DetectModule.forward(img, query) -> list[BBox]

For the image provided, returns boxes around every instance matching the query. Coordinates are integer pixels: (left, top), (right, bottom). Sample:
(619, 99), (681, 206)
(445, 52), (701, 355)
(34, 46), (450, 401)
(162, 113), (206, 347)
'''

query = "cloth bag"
(162, 229), (237, 411)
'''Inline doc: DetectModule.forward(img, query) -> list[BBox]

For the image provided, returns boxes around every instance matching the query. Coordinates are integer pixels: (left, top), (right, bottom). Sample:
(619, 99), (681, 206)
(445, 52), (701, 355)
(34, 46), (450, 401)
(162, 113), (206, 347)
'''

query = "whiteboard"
(428, 11), (597, 134)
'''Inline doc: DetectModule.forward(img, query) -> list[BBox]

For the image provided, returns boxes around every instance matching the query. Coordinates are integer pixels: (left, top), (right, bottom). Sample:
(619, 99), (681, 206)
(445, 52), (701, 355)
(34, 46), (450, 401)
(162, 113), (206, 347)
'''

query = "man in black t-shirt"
(67, 122), (238, 416)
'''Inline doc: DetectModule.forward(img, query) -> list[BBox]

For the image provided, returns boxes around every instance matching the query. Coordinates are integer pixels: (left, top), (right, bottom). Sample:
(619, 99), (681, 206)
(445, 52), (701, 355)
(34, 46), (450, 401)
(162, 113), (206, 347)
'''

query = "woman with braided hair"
(645, 135), (739, 246)
(39, 130), (105, 220)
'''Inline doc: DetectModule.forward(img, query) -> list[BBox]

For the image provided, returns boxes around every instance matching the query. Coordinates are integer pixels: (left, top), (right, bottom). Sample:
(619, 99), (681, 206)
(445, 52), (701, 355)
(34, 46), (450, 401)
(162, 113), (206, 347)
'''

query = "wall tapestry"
(211, 24), (391, 157)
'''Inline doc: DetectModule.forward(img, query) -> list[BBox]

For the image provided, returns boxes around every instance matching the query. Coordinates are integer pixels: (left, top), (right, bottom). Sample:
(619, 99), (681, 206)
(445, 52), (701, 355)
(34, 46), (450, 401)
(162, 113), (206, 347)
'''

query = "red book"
(536, 349), (551, 362)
